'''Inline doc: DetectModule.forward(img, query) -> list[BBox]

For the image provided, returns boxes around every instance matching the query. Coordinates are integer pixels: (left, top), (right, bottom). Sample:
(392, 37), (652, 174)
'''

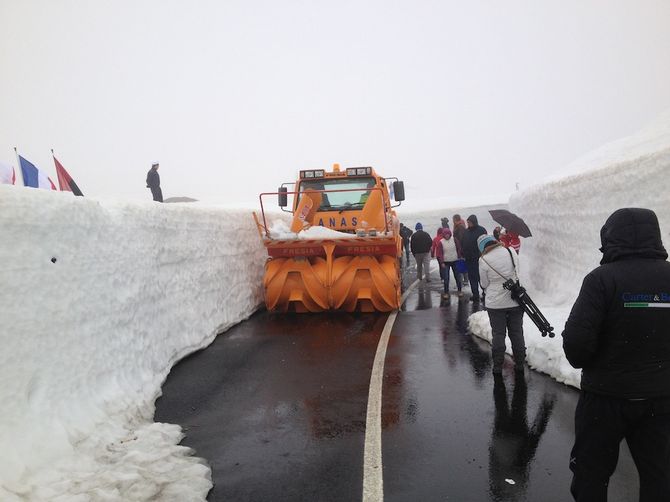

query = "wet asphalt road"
(155, 267), (639, 501)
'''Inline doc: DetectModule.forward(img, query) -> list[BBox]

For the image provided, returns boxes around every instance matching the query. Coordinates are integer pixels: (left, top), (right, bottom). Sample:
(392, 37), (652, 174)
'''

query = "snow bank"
(469, 307), (579, 388)
(469, 111), (670, 387)
(0, 186), (266, 500)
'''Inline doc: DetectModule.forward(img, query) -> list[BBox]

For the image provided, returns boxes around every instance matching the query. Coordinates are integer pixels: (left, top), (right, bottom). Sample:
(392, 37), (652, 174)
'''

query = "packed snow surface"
(0, 186), (266, 500)
(468, 111), (670, 388)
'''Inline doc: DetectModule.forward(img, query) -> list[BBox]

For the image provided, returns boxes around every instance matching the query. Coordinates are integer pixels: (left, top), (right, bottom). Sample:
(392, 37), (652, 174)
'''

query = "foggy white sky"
(2, 0), (670, 210)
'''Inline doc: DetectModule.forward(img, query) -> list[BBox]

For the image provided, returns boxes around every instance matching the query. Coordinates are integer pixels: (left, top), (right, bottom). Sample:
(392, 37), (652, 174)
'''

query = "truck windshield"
(299, 177), (377, 211)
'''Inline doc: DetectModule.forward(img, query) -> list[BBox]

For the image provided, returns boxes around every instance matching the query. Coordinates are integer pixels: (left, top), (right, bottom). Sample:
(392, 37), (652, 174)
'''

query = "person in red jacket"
(500, 229), (521, 254)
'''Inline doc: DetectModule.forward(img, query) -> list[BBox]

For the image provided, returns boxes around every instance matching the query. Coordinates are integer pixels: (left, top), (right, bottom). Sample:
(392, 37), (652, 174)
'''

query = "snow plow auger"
(253, 164), (406, 313)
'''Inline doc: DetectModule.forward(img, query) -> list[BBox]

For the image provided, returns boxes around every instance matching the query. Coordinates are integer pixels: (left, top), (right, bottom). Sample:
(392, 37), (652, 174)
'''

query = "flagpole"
(51, 148), (61, 191)
(51, 148), (59, 191)
(13, 146), (25, 186)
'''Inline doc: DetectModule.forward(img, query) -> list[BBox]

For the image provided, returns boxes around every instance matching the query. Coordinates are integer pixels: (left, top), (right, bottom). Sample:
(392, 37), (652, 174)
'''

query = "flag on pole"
(18, 155), (57, 190)
(0, 162), (16, 185)
(53, 155), (84, 196)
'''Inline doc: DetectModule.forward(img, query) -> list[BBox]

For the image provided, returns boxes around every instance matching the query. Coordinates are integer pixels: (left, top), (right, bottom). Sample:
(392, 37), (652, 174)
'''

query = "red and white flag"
(53, 156), (83, 196)
(0, 162), (16, 185)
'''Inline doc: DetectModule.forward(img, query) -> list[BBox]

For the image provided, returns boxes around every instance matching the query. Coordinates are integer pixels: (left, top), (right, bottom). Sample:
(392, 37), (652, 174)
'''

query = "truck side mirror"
(278, 187), (288, 207)
(392, 181), (405, 201)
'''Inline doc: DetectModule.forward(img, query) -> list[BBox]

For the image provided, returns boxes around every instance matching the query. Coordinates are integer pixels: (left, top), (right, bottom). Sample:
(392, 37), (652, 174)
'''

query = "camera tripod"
(504, 279), (555, 338)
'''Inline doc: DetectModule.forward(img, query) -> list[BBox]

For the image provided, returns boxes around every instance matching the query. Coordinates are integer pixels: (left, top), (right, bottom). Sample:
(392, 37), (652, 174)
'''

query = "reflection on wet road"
(155, 275), (639, 501)
(385, 281), (638, 502)
(489, 373), (555, 500)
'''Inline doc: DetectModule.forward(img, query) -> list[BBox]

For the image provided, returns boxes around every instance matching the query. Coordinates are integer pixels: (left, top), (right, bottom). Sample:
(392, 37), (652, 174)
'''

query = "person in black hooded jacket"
(146, 162), (163, 202)
(563, 207), (670, 502)
(461, 214), (487, 301)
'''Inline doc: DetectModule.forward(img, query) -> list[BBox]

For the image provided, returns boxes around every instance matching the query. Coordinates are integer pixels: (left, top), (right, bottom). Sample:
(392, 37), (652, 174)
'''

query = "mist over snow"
(3, 1), (670, 205)
(469, 109), (670, 387)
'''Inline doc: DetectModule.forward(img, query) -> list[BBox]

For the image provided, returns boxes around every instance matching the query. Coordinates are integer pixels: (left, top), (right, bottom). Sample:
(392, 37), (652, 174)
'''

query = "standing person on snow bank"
(146, 162), (163, 202)
(563, 208), (670, 502)
(462, 215), (487, 302)
(410, 222), (433, 282)
(437, 227), (463, 300)
(478, 234), (525, 374)
(399, 223), (413, 265)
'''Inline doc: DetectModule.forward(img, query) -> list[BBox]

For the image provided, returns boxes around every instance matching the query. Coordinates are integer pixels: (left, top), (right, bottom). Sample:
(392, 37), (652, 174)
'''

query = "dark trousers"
(441, 261), (462, 293)
(403, 242), (410, 262)
(151, 186), (163, 202)
(466, 259), (481, 299)
(487, 307), (525, 370)
(570, 392), (670, 502)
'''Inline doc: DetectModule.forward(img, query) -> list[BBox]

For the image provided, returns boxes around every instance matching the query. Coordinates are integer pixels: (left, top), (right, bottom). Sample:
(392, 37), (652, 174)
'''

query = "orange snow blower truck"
(253, 165), (406, 313)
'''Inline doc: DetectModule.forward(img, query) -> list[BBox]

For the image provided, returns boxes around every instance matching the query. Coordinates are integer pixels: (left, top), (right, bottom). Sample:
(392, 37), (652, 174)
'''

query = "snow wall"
(469, 111), (670, 387)
(0, 185), (266, 500)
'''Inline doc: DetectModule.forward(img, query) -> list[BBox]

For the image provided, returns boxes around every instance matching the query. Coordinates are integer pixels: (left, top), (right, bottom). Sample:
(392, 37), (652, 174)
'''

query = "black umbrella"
(489, 209), (532, 238)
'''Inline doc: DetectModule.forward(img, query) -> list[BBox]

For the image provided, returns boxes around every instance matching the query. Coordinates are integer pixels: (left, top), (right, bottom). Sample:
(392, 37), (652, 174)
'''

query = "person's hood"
(467, 214), (478, 226)
(599, 208), (668, 264)
(442, 228), (453, 239)
(477, 234), (497, 254)
(436, 227), (444, 237)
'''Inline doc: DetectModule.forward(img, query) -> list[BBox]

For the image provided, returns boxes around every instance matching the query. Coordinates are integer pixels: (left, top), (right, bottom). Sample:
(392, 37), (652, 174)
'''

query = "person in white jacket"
(477, 234), (526, 375)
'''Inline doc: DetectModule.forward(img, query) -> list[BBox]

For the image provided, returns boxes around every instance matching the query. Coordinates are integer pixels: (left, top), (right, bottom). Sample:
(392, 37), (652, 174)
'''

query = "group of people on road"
(404, 207), (670, 501)
(402, 213), (521, 304)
